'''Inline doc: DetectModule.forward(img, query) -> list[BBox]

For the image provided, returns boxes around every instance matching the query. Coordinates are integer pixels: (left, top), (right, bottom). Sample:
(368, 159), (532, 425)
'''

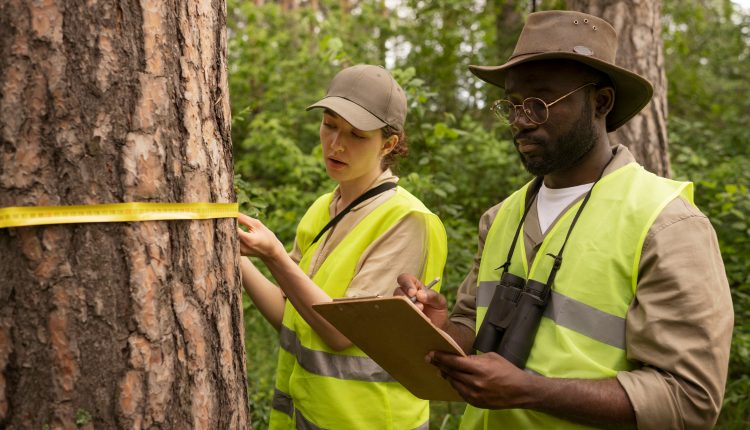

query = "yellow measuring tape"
(0, 202), (239, 229)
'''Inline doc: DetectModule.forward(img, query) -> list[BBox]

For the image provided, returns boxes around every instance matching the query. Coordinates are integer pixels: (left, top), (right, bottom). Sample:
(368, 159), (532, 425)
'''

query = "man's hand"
(237, 214), (285, 260)
(429, 351), (636, 427)
(395, 273), (451, 330)
(428, 351), (533, 409)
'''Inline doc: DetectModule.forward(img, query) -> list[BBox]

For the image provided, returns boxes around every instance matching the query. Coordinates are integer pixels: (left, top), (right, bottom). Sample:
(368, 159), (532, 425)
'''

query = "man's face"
(504, 61), (599, 177)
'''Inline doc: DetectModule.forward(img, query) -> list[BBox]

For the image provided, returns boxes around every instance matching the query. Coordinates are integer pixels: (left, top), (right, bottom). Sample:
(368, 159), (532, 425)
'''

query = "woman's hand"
(396, 273), (451, 330)
(237, 214), (286, 261)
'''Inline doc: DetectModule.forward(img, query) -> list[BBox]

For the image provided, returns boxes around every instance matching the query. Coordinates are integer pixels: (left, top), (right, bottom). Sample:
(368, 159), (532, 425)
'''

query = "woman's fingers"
(237, 228), (254, 256)
(235, 214), (284, 259)
(237, 214), (264, 256)
(237, 213), (258, 231)
(237, 227), (253, 244)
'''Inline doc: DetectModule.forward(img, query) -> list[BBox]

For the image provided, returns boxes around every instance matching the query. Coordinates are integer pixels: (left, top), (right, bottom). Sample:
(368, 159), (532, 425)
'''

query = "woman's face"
(320, 111), (394, 184)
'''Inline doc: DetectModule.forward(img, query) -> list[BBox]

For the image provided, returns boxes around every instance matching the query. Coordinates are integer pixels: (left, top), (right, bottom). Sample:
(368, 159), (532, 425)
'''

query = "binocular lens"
(473, 272), (525, 353)
(496, 279), (550, 368)
(473, 274), (551, 369)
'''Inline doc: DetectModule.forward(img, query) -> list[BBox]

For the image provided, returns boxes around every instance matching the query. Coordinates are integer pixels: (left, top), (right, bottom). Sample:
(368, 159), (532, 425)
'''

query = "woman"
(238, 64), (447, 430)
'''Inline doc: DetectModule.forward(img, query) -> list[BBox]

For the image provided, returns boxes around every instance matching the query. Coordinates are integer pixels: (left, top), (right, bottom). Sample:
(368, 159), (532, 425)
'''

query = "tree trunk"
(281, 0), (294, 12)
(340, 0), (351, 14)
(494, 0), (524, 69)
(0, 1), (249, 429)
(566, 0), (671, 177)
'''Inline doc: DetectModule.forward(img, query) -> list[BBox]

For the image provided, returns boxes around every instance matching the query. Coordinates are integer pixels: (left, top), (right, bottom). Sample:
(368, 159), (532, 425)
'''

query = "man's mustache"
(513, 133), (545, 146)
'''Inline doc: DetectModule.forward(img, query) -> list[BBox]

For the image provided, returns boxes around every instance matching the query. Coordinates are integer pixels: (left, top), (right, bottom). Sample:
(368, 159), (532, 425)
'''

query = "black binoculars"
(473, 272), (551, 368)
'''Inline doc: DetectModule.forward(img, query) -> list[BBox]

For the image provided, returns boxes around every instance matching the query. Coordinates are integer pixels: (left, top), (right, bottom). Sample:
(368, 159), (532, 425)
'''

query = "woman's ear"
(381, 135), (398, 156)
(595, 86), (615, 119)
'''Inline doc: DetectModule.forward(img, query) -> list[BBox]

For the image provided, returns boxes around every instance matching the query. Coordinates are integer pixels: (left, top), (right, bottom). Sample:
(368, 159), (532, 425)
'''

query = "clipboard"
(313, 295), (466, 402)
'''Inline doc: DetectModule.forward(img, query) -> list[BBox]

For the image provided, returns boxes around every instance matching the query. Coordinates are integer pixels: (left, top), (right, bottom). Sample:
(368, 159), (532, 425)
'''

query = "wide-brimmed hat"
(307, 65), (407, 132)
(469, 10), (653, 131)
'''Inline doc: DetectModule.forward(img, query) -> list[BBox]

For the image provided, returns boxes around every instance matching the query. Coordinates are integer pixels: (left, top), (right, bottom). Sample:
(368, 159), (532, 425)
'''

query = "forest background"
(228, 0), (750, 428)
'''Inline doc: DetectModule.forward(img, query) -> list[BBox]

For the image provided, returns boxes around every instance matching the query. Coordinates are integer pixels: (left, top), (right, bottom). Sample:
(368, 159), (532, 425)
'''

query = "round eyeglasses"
(490, 82), (597, 125)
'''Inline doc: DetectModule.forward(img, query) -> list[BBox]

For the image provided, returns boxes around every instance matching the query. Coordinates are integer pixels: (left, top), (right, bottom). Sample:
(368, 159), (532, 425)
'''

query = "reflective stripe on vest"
(271, 186), (447, 430)
(272, 389), (327, 430)
(295, 411), (323, 430)
(462, 163), (693, 430)
(273, 388), (293, 418)
(279, 325), (395, 382)
(273, 387), (429, 430)
(477, 281), (626, 349)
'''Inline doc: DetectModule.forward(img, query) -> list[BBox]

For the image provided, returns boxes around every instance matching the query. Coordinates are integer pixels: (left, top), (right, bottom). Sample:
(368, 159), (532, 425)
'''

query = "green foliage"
(242, 292), (279, 428)
(390, 67), (529, 298)
(230, 0), (750, 428)
(664, 0), (750, 427)
(74, 409), (92, 426)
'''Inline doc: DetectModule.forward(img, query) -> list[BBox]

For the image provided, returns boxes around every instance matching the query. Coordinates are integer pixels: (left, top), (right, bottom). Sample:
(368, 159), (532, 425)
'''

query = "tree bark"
(566, 0), (671, 177)
(0, 1), (249, 429)
(340, 0), (351, 14)
(281, 0), (294, 12)
(494, 0), (524, 68)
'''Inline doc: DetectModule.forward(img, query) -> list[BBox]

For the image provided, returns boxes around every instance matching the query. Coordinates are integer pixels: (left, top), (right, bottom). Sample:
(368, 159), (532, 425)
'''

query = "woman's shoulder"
(383, 187), (445, 237)
(389, 186), (434, 215)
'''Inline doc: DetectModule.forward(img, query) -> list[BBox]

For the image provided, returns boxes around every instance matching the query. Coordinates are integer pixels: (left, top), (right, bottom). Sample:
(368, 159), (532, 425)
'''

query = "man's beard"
(515, 104), (598, 177)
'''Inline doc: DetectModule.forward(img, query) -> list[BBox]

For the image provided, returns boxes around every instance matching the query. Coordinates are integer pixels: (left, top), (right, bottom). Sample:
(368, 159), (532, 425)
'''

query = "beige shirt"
(450, 145), (733, 429)
(289, 169), (429, 298)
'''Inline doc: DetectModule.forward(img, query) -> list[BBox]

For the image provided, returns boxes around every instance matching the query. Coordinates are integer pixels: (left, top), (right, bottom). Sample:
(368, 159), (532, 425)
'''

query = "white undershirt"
(536, 182), (594, 234)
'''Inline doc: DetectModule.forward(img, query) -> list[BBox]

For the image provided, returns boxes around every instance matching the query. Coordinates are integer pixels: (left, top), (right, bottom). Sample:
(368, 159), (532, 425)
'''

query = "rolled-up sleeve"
(617, 198), (733, 430)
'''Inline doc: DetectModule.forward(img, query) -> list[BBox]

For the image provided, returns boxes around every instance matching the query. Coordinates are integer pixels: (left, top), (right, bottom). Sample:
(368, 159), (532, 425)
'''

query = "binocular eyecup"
(473, 273), (551, 369)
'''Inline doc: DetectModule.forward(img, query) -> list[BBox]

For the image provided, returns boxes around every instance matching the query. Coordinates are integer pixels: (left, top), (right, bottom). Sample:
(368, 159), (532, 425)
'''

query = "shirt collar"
(330, 169), (399, 213)
(603, 144), (637, 176)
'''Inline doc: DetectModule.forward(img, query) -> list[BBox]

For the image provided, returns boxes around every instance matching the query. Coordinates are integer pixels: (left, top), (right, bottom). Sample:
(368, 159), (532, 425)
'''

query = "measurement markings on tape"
(0, 202), (239, 228)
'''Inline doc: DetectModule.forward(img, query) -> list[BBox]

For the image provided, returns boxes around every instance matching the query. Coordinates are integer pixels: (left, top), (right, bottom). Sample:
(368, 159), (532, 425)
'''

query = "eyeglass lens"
(494, 98), (549, 125)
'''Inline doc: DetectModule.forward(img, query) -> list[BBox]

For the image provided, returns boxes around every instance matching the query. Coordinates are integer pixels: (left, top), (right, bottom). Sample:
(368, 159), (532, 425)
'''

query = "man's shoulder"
(480, 200), (504, 223)
(651, 195), (709, 232)
(477, 200), (508, 239)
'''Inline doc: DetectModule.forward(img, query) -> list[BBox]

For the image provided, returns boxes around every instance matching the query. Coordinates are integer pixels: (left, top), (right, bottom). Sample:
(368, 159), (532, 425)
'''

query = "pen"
(410, 276), (440, 303)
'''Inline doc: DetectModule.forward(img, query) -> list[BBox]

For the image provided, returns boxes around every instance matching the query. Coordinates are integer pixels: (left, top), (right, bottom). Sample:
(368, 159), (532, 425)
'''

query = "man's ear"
(594, 86), (615, 119)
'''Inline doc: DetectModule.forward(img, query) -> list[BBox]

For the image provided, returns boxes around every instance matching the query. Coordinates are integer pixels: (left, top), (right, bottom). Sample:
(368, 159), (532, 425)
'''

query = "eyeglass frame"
(490, 82), (598, 126)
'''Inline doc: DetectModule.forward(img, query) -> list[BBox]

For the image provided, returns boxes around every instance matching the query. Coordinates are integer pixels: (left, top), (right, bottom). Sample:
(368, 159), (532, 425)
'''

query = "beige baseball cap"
(307, 64), (407, 131)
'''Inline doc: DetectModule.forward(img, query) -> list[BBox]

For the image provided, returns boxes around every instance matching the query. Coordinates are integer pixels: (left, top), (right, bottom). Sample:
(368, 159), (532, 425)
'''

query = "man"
(398, 10), (733, 429)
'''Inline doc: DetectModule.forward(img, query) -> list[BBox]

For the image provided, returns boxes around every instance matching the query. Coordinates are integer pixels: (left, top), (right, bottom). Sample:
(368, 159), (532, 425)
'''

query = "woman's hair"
(381, 125), (408, 170)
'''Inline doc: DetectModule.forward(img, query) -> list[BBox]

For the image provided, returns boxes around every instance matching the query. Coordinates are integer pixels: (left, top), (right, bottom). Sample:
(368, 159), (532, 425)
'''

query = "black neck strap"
(311, 182), (398, 245)
(497, 178), (543, 274)
(498, 152), (616, 286)
(543, 153), (614, 287)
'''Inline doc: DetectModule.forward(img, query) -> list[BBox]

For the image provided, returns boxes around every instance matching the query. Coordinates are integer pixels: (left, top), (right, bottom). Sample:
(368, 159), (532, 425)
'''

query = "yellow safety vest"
(462, 163), (693, 429)
(270, 186), (447, 430)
